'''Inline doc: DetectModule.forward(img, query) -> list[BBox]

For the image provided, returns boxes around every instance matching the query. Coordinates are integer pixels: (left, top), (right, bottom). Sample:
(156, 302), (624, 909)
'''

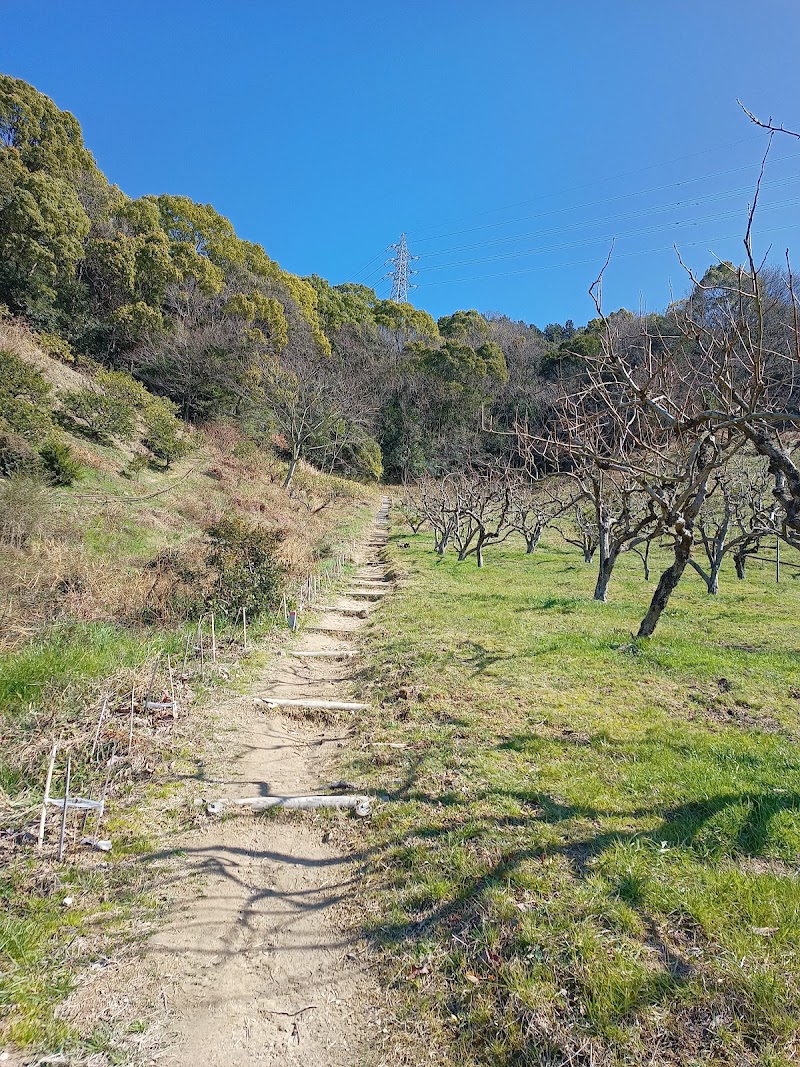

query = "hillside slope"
(0, 321), (378, 1054)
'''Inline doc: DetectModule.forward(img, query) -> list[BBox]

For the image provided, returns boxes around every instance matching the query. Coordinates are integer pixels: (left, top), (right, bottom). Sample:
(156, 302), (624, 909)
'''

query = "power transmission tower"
(385, 233), (418, 303)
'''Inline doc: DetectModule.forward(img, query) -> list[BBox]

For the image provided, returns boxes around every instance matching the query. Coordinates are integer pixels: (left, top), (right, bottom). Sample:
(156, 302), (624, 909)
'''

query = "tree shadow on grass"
(363, 728), (800, 1060)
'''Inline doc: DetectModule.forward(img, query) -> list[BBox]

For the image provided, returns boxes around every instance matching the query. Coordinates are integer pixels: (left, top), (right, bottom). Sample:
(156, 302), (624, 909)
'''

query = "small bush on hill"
(39, 439), (82, 486)
(0, 476), (53, 547)
(0, 350), (57, 440)
(205, 516), (284, 619)
(141, 518), (285, 623)
(35, 329), (74, 363)
(0, 428), (41, 477)
(58, 388), (135, 442)
(142, 402), (191, 467)
(340, 434), (384, 481)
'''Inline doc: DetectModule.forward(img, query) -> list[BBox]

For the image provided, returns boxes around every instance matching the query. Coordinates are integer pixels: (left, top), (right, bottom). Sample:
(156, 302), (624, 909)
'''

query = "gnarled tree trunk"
(637, 528), (693, 637)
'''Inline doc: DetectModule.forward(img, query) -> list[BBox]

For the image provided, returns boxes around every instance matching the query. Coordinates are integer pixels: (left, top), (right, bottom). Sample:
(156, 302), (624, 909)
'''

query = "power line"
(420, 220), (798, 288)
(407, 133), (767, 239)
(414, 194), (800, 275)
(410, 149), (800, 246)
(345, 250), (387, 284)
(417, 173), (800, 261)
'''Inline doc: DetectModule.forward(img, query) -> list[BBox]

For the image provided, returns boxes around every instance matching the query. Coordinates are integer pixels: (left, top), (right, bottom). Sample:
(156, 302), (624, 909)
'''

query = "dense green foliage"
(205, 516), (284, 618)
(0, 75), (585, 482)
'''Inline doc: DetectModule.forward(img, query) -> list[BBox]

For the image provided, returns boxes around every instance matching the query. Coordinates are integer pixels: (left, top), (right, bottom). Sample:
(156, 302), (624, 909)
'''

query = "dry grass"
(0, 321), (86, 392)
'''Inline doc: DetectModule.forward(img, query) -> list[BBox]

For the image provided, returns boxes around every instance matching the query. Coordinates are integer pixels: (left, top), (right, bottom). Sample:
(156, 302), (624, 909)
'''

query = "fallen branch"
(287, 650), (358, 659)
(263, 1005), (317, 1017)
(255, 697), (367, 711)
(206, 794), (371, 816)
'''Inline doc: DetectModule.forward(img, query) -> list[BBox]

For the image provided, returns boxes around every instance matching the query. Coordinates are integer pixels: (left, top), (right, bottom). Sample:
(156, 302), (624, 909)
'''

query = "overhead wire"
(340, 136), (800, 295)
(415, 194), (800, 274)
(417, 172), (800, 262)
(421, 220), (799, 288)
(410, 150), (800, 246)
(406, 132), (767, 239)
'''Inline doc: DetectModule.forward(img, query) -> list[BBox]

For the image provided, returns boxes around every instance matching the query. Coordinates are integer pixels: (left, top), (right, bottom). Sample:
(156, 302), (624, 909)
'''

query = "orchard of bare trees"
(403, 133), (800, 638)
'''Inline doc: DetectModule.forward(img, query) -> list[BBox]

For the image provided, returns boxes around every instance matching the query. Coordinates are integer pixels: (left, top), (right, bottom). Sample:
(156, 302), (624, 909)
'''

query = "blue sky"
(3, 1), (800, 327)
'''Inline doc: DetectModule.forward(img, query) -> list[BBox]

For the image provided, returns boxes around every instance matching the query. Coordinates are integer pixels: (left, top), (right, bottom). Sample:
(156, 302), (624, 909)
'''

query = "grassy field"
(353, 529), (800, 1066)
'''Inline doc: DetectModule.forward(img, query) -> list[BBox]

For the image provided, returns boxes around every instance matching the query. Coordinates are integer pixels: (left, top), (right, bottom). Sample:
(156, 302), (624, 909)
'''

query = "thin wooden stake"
(58, 753), (72, 862)
(93, 748), (114, 845)
(198, 619), (205, 680)
(242, 606), (248, 651)
(144, 653), (161, 719)
(91, 694), (108, 757)
(776, 535), (781, 583)
(37, 743), (58, 850)
(167, 653), (177, 712)
(210, 612), (217, 662)
(128, 688), (135, 755)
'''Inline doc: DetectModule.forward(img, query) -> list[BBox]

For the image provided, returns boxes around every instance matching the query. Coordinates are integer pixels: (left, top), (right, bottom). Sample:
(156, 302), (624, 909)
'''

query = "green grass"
(0, 857), (160, 1050)
(353, 532), (800, 1066)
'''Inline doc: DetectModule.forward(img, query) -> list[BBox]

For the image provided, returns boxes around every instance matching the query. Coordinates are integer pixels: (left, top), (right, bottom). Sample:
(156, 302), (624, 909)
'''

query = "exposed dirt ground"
(56, 499), (395, 1067)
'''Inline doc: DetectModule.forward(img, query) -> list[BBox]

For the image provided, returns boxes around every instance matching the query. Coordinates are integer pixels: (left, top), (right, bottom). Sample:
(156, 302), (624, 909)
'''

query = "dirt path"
(138, 499), (392, 1066)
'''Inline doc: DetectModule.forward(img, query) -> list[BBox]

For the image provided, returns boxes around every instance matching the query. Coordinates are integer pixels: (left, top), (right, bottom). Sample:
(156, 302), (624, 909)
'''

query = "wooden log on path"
(255, 697), (367, 711)
(288, 650), (358, 659)
(207, 794), (371, 816)
(47, 797), (105, 811)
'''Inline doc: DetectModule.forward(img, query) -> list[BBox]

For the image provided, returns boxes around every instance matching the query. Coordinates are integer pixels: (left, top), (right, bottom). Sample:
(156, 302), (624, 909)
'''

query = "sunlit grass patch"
(354, 529), (800, 1065)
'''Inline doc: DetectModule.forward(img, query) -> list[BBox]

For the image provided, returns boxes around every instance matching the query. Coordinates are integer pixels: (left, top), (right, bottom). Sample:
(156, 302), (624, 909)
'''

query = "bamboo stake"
(37, 743), (58, 849)
(93, 748), (114, 845)
(242, 606), (248, 651)
(198, 619), (205, 680)
(167, 653), (177, 712)
(91, 694), (108, 757)
(144, 653), (161, 719)
(210, 612), (217, 662)
(207, 794), (371, 816)
(57, 753), (72, 862)
(128, 688), (135, 755)
(776, 535), (781, 583)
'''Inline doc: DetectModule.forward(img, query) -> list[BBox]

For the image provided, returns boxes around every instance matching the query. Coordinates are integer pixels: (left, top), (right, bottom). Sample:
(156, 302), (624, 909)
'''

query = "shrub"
(0, 476), (53, 546)
(58, 388), (135, 442)
(142, 401), (191, 467)
(341, 434), (384, 481)
(0, 350), (56, 440)
(0, 426), (41, 477)
(39, 439), (82, 486)
(96, 369), (155, 411)
(0, 349), (51, 407)
(205, 516), (284, 619)
(35, 329), (74, 363)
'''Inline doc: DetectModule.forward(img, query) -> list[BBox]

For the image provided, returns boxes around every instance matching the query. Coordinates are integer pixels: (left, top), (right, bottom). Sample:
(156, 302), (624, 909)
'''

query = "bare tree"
(448, 467), (514, 568)
(581, 145), (800, 560)
(570, 141), (800, 635)
(418, 476), (459, 555)
(688, 457), (781, 593)
(399, 484), (428, 535)
(507, 475), (569, 553)
(520, 400), (661, 602)
(553, 501), (600, 564)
